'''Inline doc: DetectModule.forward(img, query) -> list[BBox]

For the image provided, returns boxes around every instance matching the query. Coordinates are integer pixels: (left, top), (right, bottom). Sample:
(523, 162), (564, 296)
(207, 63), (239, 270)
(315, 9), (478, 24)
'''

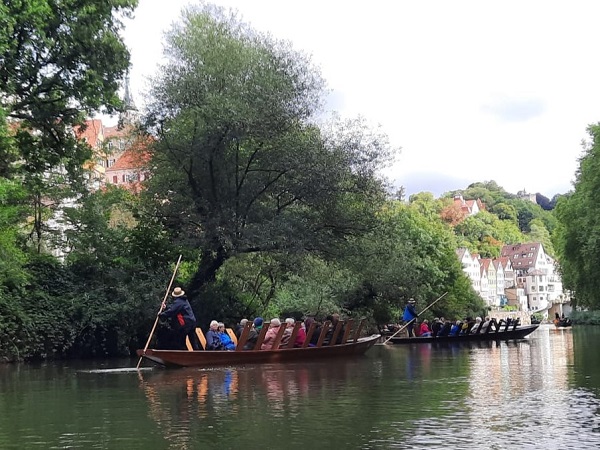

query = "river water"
(0, 324), (598, 449)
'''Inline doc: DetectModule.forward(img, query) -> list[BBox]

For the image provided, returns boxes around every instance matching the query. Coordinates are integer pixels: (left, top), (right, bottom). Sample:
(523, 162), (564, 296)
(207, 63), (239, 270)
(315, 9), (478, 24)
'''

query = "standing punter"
(402, 298), (418, 337)
(159, 287), (201, 350)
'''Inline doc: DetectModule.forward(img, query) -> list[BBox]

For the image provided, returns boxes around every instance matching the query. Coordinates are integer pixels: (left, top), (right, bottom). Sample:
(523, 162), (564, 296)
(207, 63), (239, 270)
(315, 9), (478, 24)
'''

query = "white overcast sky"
(120, 0), (600, 198)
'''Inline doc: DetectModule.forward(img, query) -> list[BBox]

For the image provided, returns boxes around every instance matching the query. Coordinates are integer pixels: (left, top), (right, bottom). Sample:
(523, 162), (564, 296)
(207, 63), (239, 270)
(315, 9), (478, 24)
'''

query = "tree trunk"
(187, 246), (228, 298)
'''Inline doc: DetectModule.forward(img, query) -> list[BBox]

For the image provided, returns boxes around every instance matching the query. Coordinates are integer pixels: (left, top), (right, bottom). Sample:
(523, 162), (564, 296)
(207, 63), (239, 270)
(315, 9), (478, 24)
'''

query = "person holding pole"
(402, 298), (419, 337)
(159, 287), (201, 350)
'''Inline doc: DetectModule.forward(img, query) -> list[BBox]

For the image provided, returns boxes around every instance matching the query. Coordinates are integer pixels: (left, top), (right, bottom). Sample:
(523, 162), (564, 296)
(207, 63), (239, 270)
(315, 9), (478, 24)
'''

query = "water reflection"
(137, 359), (373, 448)
(1, 328), (599, 449)
(385, 326), (600, 450)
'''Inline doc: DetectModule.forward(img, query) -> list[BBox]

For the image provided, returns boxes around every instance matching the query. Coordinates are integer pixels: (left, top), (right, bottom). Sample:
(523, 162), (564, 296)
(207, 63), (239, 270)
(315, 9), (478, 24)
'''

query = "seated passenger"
(280, 318), (295, 347)
(243, 317), (263, 350)
(309, 319), (323, 346)
(261, 318), (282, 350)
(234, 318), (248, 339)
(328, 313), (344, 344)
(218, 322), (236, 350)
(419, 319), (432, 337)
(470, 317), (483, 334)
(480, 316), (491, 333)
(431, 318), (442, 337)
(205, 320), (224, 350)
(438, 319), (452, 337)
(449, 320), (462, 336)
(294, 322), (307, 347)
(413, 320), (422, 337)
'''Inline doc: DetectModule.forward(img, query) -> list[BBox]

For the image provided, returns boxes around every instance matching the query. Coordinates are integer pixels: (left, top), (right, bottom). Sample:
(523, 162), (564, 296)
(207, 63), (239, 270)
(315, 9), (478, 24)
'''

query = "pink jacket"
(261, 326), (280, 350)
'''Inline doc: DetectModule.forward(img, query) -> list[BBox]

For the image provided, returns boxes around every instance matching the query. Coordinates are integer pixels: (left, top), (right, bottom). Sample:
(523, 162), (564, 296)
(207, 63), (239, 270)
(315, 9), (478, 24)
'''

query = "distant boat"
(385, 323), (540, 344)
(554, 318), (572, 328)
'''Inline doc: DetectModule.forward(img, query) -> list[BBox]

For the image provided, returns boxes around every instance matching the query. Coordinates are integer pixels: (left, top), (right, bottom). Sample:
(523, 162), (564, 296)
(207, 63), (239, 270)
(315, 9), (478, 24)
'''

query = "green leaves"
(554, 123), (600, 309)
(143, 6), (394, 295)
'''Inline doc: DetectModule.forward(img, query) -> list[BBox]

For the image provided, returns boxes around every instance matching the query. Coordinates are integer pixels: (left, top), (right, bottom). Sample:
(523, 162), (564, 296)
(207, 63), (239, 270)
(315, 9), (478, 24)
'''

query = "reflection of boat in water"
(137, 358), (371, 447)
(386, 324), (539, 344)
(138, 318), (380, 368)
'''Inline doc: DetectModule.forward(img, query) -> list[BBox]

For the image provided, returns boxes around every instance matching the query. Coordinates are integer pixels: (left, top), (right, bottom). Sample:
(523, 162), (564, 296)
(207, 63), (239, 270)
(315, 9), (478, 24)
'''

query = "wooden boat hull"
(386, 324), (540, 344)
(137, 334), (381, 368)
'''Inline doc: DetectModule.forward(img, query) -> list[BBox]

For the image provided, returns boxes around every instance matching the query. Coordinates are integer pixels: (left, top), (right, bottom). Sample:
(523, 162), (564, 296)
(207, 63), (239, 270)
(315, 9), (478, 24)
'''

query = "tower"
(118, 71), (139, 128)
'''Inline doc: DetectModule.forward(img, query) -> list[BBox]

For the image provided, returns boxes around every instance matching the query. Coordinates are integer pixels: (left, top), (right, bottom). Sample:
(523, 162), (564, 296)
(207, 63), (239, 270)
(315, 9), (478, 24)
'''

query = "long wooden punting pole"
(380, 292), (448, 345)
(136, 254), (183, 369)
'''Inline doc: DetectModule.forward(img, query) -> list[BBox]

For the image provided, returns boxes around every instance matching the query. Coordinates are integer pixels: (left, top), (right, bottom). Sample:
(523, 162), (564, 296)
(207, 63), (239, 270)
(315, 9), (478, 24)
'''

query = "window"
(122, 174), (126, 182)
(531, 286), (536, 291)
(539, 286), (544, 291)
(108, 159), (115, 167)
(528, 252), (533, 257)
(539, 275), (544, 282)
(533, 296), (537, 301)
(112, 175), (117, 184)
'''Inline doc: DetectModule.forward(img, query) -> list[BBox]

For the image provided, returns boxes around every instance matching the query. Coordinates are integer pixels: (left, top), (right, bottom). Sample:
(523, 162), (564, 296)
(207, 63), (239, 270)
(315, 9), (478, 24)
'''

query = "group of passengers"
(204, 314), (345, 351)
(158, 286), (347, 351)
(409, 316), (493, 338)
(392, 297), (521, 338)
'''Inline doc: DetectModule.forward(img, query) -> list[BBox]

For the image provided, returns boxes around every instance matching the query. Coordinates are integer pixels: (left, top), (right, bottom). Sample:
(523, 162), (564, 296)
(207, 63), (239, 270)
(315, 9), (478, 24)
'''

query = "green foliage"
(342, 201), (484, 324)
(554, 123), (600, 309)
(527, 218), (555, 256)
(0, 179), (29, 289)
(143, 5), (395, 297)
(444, 180), (511, 208)
(570, 310), (600, 325)
(454, 210), (524, 257)
(272, 256), (355, 318)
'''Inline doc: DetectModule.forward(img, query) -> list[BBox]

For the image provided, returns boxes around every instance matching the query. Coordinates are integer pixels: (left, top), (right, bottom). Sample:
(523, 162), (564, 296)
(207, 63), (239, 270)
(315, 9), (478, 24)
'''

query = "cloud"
(481, 96), (547, 123)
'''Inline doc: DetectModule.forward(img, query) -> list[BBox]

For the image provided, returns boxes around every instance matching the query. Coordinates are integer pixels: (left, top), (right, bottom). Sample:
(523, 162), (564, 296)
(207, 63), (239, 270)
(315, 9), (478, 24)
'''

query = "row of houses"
(77, 118), (150, 193)
(76, 76), (150, 192)
(457, 242), (571, 317)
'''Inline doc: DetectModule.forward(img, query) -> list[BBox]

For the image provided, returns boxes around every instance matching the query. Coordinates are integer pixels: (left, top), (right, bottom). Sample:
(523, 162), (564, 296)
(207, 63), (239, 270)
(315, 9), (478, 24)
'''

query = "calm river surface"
(0, 325), (598, 449)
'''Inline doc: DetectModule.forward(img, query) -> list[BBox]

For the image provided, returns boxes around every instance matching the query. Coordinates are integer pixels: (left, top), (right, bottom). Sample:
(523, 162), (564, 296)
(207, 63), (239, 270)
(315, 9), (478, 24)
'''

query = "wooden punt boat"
(137, 318), (380, 368)
(386, 322), (540, 345)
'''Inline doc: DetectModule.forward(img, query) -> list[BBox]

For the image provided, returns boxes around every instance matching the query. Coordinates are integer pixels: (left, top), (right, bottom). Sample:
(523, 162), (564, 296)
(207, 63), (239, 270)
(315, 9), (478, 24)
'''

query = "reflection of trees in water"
(138, 361), (360, 443)
(572, 326), (600, 392)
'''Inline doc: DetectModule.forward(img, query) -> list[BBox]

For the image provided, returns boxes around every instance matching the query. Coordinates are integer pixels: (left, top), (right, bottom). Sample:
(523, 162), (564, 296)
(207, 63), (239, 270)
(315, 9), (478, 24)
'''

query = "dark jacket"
(160, 296), (196, 329)
(206, 330), (224, 350)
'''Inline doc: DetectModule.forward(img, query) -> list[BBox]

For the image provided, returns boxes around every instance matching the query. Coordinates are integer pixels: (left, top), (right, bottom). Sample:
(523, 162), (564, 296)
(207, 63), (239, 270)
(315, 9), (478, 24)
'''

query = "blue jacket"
(160, 296), (196, 329)
(205, 330), (223, 350)
(402, 303), (418, 321)
(219, 332), (236, 350)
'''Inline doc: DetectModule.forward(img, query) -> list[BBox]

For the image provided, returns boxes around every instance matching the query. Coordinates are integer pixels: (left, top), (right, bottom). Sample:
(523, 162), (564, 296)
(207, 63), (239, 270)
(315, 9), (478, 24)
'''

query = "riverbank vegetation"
(0, 2), (589, 362)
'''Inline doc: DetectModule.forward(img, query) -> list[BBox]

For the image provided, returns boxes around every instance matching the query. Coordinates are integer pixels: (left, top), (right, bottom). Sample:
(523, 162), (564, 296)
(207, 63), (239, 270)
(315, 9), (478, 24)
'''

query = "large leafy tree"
(554, 123), (600, 309)
(143, 5), (395, 297)
(0, 0), (137, 251)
